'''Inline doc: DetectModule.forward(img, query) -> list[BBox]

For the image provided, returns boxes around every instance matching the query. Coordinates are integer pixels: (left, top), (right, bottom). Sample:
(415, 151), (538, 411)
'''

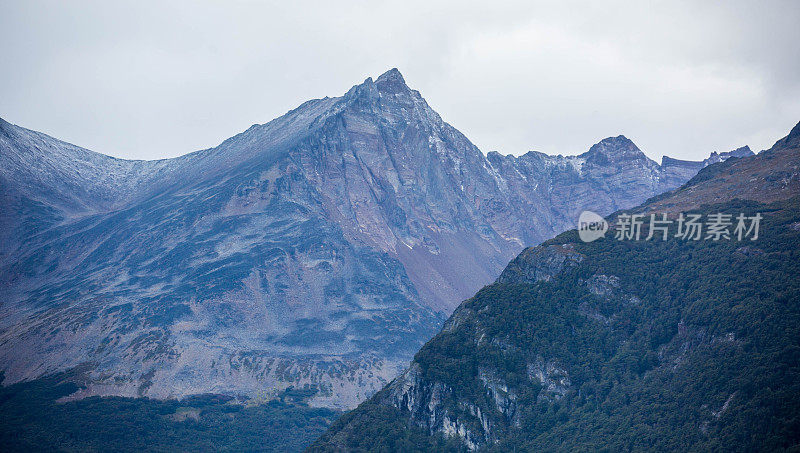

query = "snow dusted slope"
(0, 117), (186, 213)
(0, 69), (746, 409)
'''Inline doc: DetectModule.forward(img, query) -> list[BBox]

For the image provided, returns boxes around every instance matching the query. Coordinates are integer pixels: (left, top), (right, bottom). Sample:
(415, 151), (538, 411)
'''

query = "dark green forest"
(0, 373), (338, 452)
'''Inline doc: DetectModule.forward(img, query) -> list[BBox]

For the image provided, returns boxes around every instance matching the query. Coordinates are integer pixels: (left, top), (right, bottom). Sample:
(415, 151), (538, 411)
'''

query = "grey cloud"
(1, 0), (798, 161)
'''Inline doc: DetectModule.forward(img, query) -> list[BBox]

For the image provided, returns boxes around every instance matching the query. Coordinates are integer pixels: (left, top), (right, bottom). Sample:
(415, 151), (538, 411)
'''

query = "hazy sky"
(2, 0), (799, 161)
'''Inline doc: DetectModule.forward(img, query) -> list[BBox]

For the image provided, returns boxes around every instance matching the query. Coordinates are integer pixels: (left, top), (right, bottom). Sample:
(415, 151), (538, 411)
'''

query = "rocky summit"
(0, 69), (746, 409)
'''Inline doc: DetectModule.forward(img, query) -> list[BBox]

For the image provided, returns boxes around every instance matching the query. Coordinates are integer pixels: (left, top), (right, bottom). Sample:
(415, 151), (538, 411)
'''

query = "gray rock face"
(496, 245), (584, 284)
(0, 69), (737, 409)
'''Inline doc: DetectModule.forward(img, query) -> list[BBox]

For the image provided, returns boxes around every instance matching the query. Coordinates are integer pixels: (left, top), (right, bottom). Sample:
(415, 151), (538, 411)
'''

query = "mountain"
(311, 122), (800, 451)
(0, 69), (743, 410)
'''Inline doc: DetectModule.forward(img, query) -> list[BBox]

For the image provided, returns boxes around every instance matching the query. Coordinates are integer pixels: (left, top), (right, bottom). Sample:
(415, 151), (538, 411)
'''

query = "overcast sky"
(2, 0), (799, 162)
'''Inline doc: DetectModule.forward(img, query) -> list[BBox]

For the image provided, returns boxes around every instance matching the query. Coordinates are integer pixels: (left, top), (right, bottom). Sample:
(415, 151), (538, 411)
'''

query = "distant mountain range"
(0, 69), (751, 410)
(312, 121), (800, 450)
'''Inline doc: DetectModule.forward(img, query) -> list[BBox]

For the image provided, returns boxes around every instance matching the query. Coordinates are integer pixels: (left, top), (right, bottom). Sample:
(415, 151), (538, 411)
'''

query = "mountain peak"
(376, 68), (405, 84)
(580, 135), (649, 164)
(375, 68), (411, 95)
(729, 145), (754, 157)
(343, 69), (412, 103)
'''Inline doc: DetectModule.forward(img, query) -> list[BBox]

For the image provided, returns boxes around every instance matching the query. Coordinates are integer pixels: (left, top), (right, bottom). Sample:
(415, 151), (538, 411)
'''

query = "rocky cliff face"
(0, 69), (738, 409)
